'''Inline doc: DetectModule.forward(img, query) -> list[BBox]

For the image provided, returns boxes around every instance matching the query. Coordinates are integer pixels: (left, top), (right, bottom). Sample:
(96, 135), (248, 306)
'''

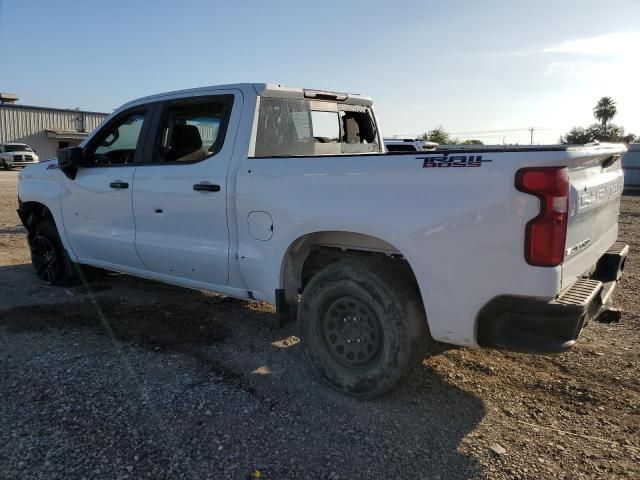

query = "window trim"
(140, 94), (234, 166)
(81, 106), (153, 168)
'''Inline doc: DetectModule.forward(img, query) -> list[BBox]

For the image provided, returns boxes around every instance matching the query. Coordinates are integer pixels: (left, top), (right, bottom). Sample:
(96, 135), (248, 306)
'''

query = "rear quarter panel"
(235, 151), (578, 347)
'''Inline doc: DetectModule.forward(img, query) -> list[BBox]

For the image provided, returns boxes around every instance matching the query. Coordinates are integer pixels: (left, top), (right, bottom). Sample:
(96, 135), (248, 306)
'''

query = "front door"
(132, 93), (238, 285)
(60, 108), (149, 269)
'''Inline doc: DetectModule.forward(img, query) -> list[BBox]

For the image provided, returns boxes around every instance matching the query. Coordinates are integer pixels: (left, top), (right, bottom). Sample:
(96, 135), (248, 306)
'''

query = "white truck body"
(16, 83), (628, 396)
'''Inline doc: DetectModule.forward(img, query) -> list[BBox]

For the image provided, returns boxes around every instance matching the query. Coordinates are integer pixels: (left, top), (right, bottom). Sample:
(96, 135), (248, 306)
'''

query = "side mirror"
(58, 147), (84, 168)
(57, 147), (85, 179)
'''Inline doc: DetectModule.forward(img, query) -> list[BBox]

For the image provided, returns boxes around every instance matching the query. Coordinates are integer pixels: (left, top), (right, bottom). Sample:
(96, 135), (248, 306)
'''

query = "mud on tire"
(298, 259), (430, 399)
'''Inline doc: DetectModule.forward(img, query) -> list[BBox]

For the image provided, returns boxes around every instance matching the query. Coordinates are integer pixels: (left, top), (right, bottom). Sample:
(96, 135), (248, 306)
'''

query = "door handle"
(193, 183), (221, 192)
(109, 181), (129, 189)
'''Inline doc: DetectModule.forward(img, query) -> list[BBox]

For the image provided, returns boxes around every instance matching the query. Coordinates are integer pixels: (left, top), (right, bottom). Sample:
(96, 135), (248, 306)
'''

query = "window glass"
(155, 96), (231, 163)
(254, 98), (314, 157)
(291, 111), (311, 139)
(88, 112), (146, 165)
(253, 97), (380, 157)
(4, 144), (32, 152)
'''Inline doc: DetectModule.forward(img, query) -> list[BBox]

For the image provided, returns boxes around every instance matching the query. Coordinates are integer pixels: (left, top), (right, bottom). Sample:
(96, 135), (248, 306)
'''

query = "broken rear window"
(253, 97), (380, 157)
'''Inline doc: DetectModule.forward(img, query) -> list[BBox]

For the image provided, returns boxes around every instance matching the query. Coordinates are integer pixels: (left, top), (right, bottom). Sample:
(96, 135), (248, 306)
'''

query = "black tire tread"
(299, 258), (430, 399)
(30, 220), (83, 287)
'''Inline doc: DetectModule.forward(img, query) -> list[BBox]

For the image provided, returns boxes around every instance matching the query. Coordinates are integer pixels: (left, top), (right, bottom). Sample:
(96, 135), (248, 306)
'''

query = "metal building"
(623, 144), (640, 189)
(0, 94), (108, 161)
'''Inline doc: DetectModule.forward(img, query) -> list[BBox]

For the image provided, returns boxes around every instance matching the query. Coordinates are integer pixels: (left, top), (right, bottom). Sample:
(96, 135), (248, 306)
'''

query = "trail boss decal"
(420, 155), (493, 168)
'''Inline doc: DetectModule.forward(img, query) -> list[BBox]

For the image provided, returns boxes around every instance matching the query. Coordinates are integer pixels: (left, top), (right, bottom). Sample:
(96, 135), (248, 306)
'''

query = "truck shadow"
(0, 265), (486, 478)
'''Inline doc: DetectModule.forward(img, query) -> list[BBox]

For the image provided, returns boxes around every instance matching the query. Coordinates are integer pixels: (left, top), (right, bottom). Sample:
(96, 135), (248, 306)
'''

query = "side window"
(154, 96), (232, 163)
(253, 97), (380, 157)
(86, 111), (146, 165)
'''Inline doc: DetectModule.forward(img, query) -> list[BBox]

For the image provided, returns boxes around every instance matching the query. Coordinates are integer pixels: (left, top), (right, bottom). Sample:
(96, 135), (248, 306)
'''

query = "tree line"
(416, 97), (637, 145)
(561, 97), (638, 144)
(418, 127), (484, 145)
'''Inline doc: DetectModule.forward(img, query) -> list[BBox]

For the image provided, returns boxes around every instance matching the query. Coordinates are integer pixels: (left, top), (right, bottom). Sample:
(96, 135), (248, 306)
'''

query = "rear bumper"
(477, 241), (629, 353)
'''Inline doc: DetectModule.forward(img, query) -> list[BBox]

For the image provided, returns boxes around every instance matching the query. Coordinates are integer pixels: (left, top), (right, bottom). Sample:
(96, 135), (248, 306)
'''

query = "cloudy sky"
(1, 0), (638, 144)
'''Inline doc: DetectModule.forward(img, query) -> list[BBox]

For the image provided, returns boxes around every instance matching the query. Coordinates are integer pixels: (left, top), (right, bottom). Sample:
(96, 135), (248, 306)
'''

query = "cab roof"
(120, 83), (373, 111)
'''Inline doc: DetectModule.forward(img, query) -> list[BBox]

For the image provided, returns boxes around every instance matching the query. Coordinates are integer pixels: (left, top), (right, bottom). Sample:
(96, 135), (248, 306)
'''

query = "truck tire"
(29, 220), (84, 286)
(298, 259), (429, 399)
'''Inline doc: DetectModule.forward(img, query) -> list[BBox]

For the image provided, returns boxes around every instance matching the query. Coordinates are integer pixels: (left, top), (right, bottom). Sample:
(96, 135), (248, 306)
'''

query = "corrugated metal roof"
(0, 103), (108, 116)
(45, 129), (91, 140)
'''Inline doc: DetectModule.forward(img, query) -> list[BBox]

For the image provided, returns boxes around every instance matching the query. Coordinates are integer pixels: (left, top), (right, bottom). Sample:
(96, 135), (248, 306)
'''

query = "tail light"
(515, 167), (569, 267)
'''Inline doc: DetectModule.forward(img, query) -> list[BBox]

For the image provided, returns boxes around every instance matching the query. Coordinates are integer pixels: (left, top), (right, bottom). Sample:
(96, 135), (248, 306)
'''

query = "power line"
(448, 127), (554, 135)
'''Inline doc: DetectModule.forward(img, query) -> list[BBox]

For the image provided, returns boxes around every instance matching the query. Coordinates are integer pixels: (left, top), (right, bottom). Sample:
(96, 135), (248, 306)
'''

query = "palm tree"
(593, 97), (617, 127)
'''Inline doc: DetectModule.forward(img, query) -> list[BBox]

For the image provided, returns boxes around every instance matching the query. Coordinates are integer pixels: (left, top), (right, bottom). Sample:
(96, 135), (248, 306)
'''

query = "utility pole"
(529, 127), (535, 145)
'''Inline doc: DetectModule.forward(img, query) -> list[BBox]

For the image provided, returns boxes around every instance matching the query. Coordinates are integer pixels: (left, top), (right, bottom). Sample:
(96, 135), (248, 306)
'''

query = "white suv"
(1, 143), (39, 169)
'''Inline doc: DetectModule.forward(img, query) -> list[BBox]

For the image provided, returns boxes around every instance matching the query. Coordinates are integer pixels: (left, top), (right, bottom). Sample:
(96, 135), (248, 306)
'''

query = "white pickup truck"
(17, 83), (629, 398)
(1, 143), (39, 169)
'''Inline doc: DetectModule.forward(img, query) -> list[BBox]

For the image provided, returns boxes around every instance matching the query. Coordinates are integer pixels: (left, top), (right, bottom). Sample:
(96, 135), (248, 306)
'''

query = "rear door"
(60, 107), (150, 269)
(131, 92), (239, 286)
(563, 149), (625, 287)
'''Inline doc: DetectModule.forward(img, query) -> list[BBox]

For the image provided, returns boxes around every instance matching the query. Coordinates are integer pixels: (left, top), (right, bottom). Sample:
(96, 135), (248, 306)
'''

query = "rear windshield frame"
(250, 97), (382, 158)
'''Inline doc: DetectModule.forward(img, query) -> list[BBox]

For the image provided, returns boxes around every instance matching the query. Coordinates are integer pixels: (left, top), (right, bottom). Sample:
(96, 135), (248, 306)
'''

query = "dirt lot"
(0, 169), (638, 480)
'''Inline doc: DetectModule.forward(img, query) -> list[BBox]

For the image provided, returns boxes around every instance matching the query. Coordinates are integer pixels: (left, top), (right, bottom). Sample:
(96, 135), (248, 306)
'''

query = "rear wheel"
(29, 220), (83, 286)
(298, 259), (429, 399)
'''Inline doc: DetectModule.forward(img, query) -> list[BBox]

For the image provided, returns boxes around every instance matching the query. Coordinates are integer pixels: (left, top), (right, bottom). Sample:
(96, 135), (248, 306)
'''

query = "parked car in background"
(384, 138), (438, 152)
(622, 143), (640, 189)
(16, 83), (629, 398)
(0, 143), (39, 169)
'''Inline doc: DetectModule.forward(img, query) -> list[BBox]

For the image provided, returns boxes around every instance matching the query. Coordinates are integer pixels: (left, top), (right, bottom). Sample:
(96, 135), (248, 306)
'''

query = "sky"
(1, 0), (639, 145)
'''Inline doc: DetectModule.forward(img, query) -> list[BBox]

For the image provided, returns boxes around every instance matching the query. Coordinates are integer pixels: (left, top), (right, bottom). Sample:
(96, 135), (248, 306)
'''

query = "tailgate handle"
(602, 154), (620, 169)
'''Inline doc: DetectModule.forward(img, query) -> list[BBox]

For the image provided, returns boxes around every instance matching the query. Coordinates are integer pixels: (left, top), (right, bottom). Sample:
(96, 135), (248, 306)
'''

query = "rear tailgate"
(562, 144), (626, 289)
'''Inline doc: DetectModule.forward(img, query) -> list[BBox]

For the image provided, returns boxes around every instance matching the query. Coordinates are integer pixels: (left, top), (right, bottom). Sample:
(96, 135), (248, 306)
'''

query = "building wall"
(0, 105), (108, 160)
(623, 144), (640, 188)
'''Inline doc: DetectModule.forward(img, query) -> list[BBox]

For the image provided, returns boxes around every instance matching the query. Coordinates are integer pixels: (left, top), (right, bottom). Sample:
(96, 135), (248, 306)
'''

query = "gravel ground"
(0, 169), (638, 479)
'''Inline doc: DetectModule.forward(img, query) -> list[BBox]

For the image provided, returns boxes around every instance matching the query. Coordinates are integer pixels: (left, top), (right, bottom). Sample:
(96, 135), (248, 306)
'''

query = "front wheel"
(29, 220), (83, 286)
(298, 259), (430, 399)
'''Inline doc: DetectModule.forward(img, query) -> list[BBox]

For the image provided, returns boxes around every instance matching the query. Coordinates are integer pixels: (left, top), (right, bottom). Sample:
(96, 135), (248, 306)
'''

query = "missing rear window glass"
(253, 98), (380, 157)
